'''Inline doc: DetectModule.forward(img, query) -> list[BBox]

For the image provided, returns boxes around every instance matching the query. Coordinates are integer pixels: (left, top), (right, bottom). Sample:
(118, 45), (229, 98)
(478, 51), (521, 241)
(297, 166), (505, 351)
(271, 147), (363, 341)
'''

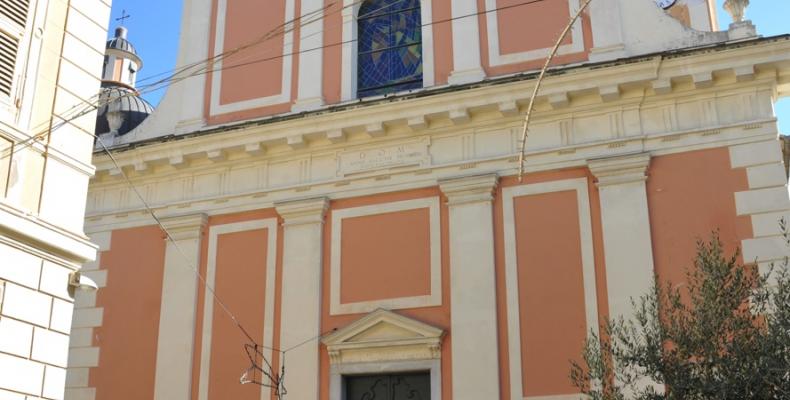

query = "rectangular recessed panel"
(0, 31), (18, 97)
(514, 190), (587, 397)
(208, 229), (269, 400)
(0, 0), (30, 28)
(340, 208), (432, 304)
(496, 0), (570, 55)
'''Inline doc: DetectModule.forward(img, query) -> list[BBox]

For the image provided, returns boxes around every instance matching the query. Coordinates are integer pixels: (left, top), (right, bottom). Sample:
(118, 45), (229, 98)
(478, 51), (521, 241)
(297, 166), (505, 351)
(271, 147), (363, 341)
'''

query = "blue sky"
(109, 0), (789, 133)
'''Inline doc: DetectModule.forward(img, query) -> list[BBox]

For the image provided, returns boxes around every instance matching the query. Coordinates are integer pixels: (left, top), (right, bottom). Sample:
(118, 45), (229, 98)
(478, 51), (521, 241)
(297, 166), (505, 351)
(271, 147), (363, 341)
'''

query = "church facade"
(69, 1), (790, 400)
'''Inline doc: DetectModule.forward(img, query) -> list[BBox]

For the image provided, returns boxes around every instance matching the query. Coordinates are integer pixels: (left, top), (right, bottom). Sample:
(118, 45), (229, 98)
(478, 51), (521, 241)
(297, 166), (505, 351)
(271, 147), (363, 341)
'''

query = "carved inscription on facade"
(338, 140), (429, 175)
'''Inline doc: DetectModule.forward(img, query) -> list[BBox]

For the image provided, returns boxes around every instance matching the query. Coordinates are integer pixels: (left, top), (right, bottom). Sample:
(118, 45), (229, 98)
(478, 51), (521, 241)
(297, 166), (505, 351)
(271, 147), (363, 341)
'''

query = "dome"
(94, 85), (154, 136)
(106, 27), (138, 57)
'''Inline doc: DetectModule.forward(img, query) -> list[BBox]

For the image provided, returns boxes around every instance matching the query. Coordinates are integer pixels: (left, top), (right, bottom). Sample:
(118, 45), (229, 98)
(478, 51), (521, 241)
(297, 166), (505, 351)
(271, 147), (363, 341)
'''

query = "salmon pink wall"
(190, 210), (284, 400)
(339, 208), (432, 303)
(322, 0), (342, 104)
(647, 148), (753, 286)
(513, 189), (588, 397)
(204, 0), (298, 125)
(496, 0), (572, 55)
(202, 0), (595, 125)
(89, 226), (166, 400)
(478, 0), (592, 77)
(207, 228), (269, 400)
(431, 0), (454, 85)
(320, 187), (453, 400)
(218, 0), (286, 105)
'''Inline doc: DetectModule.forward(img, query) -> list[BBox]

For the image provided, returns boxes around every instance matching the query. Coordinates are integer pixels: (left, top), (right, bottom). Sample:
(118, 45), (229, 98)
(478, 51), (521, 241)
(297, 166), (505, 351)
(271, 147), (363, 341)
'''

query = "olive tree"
(570, 227), (790, 399)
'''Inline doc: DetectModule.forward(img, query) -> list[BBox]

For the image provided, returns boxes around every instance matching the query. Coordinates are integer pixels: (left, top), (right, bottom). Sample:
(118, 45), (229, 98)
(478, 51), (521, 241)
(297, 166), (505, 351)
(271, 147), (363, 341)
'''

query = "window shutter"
(1, 0), (30, 28)
(0, 0), (30, 98)
(0, 32), (19, 97)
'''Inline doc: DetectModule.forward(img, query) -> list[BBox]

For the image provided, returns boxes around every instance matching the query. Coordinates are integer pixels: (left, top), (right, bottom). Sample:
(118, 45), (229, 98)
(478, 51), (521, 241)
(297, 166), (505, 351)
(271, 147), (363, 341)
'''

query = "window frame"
(340, 0), (434, 101)
(356, 0), (424, 97)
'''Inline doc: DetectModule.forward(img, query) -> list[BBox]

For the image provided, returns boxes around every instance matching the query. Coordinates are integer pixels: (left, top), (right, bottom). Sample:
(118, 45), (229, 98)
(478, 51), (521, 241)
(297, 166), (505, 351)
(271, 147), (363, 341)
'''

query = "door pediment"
(322, 309), (445, 365)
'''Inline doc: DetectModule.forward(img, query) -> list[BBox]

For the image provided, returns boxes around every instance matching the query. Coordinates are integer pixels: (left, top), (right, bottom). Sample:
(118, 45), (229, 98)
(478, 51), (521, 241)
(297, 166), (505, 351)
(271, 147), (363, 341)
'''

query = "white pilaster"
(293, 0), (325, 112)
(588, 153), (654, 321)
(588, 0), (626, 62)
(153, 214), (207, 400)
(275, 197), (328, 400)
(439, 174), (500, 400)
(448, 0), (486, 85)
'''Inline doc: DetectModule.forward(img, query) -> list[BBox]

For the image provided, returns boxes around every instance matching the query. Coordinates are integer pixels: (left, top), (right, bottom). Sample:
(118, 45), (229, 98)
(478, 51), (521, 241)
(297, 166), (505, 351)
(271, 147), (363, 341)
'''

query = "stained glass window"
(357, 0), (423, 98)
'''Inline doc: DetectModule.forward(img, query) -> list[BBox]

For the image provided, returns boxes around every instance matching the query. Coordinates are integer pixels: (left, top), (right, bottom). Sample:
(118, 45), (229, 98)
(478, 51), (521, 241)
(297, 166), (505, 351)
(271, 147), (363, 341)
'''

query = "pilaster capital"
(439, 174), (499, 206)
(588, 153), (651, 187)
(275, 197), (329, 226)
(160, 213), (208, 241)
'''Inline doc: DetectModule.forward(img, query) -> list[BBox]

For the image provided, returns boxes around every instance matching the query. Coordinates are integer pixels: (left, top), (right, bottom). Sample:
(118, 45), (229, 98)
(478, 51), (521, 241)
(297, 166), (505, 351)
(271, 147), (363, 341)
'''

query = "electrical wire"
(3, 0), (565, 393)
(517, 0), (593, 181)
(2, 0), (554, 162)
(0, 0), (412, 162)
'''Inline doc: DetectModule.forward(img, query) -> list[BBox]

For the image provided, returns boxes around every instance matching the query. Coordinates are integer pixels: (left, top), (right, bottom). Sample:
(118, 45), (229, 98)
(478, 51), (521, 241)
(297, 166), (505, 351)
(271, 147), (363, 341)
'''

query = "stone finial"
(724, 0), (756, 40)
(723, 0), (749, 23)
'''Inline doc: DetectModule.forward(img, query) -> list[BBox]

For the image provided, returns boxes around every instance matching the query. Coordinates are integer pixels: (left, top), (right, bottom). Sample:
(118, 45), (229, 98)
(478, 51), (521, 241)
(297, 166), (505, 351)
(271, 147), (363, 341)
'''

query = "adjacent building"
(73, 0), (790, 400)
(0, 0), (113, 399)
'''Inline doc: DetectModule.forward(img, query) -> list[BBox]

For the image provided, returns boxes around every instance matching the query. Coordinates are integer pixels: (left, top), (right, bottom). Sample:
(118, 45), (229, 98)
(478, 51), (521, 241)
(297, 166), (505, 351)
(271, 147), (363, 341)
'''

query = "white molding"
(197, 219), (278, 400)
(330, 197), (441, 315)
(84, 124), (782, 232)
(322, 309), (444, 364)
(502, 178), (598, 400)
(729, 139), (790, 265)
(442, 173), (500, 400)
(341, 0), (435, 101)
(209, 0), (295, 116)
(293, 0), (326, 112)
(324, 310), (445, 400)
(484, 0), (585, 67)
(0, 201), (97, 264)
(153, 213), (206, 400)
(447, 0), (485, 85)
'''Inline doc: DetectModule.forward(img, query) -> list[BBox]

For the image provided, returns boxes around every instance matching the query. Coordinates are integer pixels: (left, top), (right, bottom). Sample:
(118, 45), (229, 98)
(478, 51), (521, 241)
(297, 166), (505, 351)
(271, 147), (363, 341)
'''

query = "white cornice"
(322, 309), (445, 365)
(0, 201), (97, 264)
(84, 122), (780, 232)
(93, 39), (790, 175)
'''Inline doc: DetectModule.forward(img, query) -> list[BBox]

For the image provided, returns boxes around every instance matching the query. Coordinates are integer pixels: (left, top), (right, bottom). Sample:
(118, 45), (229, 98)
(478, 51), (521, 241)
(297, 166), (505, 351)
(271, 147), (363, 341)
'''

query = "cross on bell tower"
(116, 9), (131, 26)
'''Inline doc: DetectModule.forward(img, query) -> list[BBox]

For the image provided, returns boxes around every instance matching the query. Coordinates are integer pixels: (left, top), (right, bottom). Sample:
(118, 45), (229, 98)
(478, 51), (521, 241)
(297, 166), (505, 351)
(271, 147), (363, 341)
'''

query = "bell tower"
(102, 25), (143, 89)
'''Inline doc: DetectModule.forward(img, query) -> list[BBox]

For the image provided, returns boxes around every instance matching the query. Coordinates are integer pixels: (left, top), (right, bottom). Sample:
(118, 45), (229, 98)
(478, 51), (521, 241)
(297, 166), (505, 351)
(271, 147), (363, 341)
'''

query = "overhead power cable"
(0, 0), (409, 162)
(4, 0), (570, 392)
(2, 0), (555, 162)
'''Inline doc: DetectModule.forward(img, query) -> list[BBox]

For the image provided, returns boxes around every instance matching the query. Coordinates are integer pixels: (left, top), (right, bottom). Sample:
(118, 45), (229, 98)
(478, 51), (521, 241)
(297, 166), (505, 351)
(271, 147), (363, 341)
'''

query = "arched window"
(357, 0), (423, 98)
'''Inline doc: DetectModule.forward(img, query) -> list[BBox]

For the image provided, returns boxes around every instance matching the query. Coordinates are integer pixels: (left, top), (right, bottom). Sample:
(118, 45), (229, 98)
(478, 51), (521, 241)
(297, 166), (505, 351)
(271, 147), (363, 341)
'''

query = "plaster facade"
(71, 0), (790, 399)
(0, 0), (111, 399)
